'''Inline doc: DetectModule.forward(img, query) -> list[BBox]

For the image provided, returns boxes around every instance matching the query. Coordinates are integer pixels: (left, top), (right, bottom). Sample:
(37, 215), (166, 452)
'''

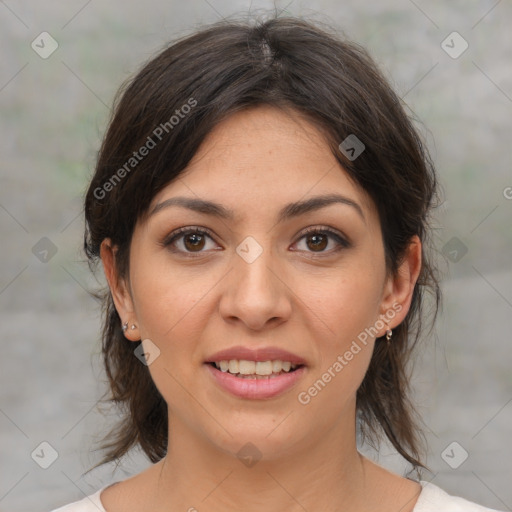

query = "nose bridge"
(235, 235), (274, 290)
(219, 235), (291, 329)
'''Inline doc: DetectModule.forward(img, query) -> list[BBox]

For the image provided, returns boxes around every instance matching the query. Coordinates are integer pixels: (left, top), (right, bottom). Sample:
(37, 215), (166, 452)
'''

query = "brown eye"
(294, 227), (350, 255)
(306, 233), (328, 251)
(184, 232), (206, 251)
(163, 227), (218, 256)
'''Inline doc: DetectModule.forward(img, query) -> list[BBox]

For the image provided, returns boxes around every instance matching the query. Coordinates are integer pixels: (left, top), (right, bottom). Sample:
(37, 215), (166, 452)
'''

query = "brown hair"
(84, 14), (441, 474)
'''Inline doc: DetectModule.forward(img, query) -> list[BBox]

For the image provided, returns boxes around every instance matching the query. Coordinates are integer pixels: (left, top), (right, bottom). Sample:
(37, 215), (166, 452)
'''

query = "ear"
(377, 235), (422, 334)
(100, 239), (139, 342)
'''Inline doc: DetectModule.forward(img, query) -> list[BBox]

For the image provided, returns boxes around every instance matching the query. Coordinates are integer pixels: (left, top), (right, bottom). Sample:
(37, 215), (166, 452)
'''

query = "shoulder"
(414, 480), (505, 512)
(49, 487), (107, 512)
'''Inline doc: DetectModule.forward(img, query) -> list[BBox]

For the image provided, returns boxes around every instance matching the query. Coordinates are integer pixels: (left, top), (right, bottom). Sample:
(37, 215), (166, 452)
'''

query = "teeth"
(213, 359), (299, 376)
(239, 360), (257, 375)
(255, 361), (273, 375)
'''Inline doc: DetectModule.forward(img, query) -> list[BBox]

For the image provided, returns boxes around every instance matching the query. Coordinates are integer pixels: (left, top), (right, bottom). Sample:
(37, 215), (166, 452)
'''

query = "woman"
(51, 15), (503, 512)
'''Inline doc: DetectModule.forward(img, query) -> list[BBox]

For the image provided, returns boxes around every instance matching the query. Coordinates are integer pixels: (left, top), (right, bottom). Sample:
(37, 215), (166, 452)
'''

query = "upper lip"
(205, 345), (307, 365)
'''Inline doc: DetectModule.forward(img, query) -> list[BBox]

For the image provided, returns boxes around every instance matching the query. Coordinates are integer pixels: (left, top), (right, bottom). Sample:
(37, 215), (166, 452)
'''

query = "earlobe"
(378, 235), (422, 333)
(100, 239), (139, 341)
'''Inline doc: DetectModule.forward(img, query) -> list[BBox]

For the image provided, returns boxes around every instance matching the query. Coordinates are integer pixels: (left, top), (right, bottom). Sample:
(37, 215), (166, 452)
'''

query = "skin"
(100, 105), (423, 512)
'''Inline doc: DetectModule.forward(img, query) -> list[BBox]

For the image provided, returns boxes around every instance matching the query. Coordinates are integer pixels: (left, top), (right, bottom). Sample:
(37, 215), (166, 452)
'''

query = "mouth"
(204, 359), (307, 399)
(206, 359), (305, 379)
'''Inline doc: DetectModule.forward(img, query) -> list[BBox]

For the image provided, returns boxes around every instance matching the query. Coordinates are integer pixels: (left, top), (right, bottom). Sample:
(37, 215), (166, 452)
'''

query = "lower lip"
(205, 363), (307, 399)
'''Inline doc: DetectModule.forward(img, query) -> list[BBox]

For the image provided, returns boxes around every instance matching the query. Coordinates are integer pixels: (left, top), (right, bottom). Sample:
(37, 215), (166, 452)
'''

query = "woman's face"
(103, 105), (420, 461)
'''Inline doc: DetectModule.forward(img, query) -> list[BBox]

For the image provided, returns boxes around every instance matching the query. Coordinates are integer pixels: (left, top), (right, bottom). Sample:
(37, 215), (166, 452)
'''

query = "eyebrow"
(149, 193), (366, 223)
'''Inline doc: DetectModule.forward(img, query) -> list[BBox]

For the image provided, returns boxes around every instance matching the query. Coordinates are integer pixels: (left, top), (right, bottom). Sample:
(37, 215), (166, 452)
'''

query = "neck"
(148, 411), (371, 512)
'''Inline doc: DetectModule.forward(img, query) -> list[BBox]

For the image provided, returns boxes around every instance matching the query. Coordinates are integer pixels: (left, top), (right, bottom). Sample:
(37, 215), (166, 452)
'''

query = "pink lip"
(205, 363), (307, 399)
(205, 345), (307, 365)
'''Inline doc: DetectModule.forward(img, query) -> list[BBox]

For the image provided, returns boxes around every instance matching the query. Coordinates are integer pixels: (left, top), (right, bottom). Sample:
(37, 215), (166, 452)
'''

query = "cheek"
(128, 248), (225, 371)
(128, 264), (215, 409)
(294, 259), (383, 404)
(296, 275), (378, 415)
(303, 266), (383, 346)
(131, 266), (207, 343)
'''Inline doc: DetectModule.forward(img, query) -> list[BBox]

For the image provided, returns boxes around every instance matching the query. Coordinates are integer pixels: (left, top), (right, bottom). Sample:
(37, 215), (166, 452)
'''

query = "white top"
(49, 480), (504, 511)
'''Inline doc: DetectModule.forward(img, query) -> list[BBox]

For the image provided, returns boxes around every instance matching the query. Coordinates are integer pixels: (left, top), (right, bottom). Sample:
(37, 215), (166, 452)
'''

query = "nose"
(218, 240), (292, 331)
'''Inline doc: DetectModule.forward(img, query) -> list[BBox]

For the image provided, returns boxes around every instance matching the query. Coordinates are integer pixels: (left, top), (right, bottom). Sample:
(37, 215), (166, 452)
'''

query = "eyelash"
(162, 225), (351, 258)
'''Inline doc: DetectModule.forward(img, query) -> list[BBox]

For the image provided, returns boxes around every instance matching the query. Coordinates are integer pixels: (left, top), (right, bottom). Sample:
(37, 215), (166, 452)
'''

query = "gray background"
(1, 1), (511, 510)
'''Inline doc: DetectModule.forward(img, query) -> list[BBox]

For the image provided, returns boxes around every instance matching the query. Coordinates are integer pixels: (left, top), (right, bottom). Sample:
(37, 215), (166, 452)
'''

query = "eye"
(162, 226), (220, 256)
(162, 225), (350, 257)
(293, 226), (350, 255)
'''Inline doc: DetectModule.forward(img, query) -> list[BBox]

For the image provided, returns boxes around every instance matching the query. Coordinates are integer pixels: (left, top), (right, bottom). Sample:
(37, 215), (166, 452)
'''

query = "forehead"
(149, 105), (377, 224)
